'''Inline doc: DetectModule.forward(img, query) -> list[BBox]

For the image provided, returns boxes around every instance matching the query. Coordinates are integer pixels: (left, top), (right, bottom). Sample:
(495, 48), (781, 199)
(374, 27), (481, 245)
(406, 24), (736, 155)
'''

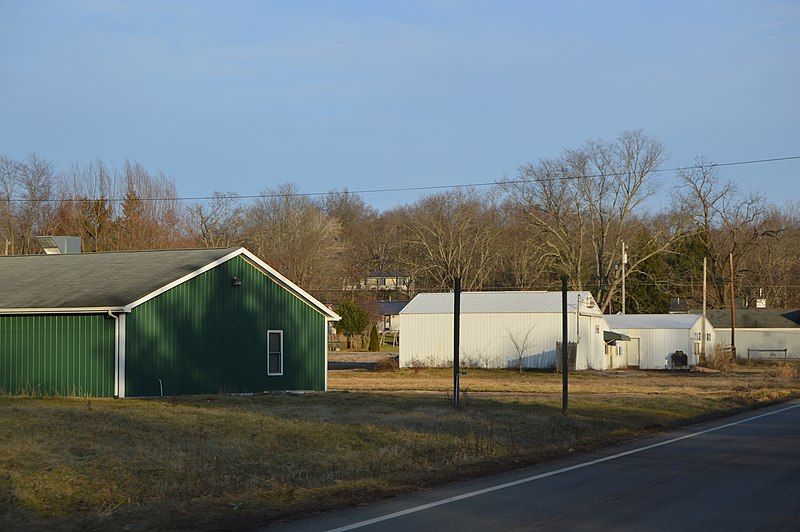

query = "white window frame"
(267, 329), (284, 376)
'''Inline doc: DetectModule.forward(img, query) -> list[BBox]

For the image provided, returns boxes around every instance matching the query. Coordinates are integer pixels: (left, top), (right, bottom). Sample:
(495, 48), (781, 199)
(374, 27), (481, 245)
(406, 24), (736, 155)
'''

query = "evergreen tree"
(336, 300), (369, 349)
(368, 324), (380, 352)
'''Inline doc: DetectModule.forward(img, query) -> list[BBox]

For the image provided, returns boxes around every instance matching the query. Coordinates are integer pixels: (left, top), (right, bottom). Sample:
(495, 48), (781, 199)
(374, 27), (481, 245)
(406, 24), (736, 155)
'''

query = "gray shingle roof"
(701, 309), (800, 328)
(0, 248), (238, 309)
(369, 300), (409, 316)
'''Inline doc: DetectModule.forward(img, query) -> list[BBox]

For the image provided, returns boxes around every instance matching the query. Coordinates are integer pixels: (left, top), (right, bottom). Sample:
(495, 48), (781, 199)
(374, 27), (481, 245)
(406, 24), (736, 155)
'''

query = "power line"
(310, 282), (800, 293)
(3, 154), (799, 204)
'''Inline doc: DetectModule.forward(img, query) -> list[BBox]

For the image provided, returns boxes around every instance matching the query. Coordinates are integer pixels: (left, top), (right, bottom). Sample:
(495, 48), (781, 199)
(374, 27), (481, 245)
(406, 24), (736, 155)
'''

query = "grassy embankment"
(1, 365), (798, 530)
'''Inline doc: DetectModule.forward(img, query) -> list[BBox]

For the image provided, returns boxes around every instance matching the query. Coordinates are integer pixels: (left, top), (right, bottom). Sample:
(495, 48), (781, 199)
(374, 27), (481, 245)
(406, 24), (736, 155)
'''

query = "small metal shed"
(605, 314), (716, 369)
(0, 247), (339, 397)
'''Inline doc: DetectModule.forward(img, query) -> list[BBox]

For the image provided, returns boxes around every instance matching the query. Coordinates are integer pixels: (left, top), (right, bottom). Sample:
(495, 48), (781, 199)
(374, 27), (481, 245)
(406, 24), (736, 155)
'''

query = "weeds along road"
(274, 400), (800, 532)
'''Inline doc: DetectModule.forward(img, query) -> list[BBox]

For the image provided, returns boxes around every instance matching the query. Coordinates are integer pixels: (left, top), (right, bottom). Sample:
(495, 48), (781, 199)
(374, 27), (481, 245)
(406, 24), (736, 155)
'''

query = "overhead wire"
(2, 155), (799, 204)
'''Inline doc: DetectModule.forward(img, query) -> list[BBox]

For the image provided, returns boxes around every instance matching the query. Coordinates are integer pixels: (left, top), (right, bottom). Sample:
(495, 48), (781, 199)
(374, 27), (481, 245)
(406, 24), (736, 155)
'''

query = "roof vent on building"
(35, 236), (82, 255)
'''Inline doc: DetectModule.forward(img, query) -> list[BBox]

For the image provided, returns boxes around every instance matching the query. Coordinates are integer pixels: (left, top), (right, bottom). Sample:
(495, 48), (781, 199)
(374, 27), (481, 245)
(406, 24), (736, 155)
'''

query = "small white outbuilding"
(605, 314), (716, 369)
(399, 291), (625, 370)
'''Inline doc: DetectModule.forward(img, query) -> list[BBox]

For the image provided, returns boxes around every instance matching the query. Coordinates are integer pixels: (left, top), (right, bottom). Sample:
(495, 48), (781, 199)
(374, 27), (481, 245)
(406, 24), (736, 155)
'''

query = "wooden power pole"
(621, 241), (627, 314)
(701, 257), (707, 365)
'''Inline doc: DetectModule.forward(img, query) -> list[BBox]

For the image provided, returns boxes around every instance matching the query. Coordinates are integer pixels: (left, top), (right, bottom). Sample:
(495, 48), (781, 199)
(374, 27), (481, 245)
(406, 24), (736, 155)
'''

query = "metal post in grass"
(561, 274), (568, 416)
(729, 253), (737, 361)
(453, 276), (462, 408)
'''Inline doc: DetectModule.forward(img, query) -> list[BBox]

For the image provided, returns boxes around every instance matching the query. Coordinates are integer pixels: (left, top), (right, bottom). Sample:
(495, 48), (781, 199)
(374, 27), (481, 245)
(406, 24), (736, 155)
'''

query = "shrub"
(768, 362), (800, 379)
(408, 359), (428, 372)
(375, 356), (399, 372)
(705, 343), (736, 371)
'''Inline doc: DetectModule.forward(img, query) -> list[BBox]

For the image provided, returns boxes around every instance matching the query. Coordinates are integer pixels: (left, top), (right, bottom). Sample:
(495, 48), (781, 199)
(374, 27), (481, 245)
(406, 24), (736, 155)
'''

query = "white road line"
(326, 402), (800, 532)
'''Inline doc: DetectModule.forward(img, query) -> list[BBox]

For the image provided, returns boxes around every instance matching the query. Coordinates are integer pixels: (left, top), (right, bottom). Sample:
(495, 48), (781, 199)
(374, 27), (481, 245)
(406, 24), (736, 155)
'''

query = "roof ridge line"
(0, 246), (240, 258)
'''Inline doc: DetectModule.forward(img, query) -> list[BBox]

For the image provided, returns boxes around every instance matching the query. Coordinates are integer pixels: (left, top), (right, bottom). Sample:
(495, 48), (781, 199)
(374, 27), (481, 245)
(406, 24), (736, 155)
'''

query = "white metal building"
(605, 314), (716, 369)
(705, 309), (800, 360)
(399, 291), (623, 370)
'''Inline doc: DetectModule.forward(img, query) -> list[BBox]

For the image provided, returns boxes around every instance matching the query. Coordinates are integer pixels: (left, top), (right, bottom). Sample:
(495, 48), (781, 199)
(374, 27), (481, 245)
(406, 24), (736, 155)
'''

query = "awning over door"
(604, 330), (631, 344)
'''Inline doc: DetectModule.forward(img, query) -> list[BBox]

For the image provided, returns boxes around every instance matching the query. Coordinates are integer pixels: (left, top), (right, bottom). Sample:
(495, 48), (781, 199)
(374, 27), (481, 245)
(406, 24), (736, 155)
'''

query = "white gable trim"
(238, 249), (340, 320)
(123, 247), (340, 320)
(123, 248), (242, 312)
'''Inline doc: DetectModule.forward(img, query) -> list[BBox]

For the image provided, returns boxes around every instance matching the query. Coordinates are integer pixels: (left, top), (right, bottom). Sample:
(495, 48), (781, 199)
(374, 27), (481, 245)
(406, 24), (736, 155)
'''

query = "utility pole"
(701, 257), (707, 365)
(729, 253), (736, 360)
(453, 277), (461, 408)
(621, 241), (627, 314)
(561, 274), (569, 416)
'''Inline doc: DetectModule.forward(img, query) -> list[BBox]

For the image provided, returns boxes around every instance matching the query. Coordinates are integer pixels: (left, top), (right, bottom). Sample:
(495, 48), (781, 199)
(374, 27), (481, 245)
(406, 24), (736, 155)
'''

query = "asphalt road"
(272, 400), (800, 532)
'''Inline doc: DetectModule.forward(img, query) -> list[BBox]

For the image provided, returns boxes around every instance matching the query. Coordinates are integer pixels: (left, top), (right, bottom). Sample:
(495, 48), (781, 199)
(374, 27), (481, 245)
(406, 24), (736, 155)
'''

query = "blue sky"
(1, 0), (798, 209)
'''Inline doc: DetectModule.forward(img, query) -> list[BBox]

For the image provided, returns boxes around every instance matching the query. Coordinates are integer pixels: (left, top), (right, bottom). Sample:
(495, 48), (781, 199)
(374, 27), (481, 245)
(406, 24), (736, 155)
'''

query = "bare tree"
(0, 154), (57, 254)
(321, 190), (378, 287)
(187, 192), (245, 248)
(505, 325), (537, 373)
(116, 160), (185, 250)
(245, 183), (345, 290)
(678, 158), (771, 306)
(50, 159), (188, 252)
(496, 201), (554, 289)
(402, 190), (501, 291)
(504, 130), (690, 311)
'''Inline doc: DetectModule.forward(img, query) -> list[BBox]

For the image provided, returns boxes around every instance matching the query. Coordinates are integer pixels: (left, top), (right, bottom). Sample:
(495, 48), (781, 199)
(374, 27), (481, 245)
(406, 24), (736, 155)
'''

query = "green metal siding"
(125, 255), (326, 396)
(0, 314), (115, 396)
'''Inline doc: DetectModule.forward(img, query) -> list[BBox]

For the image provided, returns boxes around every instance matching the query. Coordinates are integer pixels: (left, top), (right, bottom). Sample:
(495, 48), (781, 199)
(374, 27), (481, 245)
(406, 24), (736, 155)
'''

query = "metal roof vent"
(36, 236), (82, 255)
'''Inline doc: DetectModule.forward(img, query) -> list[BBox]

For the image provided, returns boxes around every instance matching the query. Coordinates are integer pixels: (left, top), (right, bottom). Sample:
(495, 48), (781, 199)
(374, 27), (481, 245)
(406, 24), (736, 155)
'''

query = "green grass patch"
(0, 368), (798, 529)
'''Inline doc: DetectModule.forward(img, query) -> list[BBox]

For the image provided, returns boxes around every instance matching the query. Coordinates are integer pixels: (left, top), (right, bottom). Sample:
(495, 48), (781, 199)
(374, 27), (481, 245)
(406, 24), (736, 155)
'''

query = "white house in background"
(605, 314), (716, 369)
(399, 291), (628, 370)
(703, 309), (800, 360)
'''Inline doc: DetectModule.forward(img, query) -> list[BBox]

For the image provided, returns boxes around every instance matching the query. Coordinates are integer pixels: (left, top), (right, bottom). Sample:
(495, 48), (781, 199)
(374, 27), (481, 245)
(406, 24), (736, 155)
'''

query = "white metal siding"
(615, 329), (689, 369)
(399, 312), (611, 370)
(715, 328), (800, 359)
(614, 318), (716, 369)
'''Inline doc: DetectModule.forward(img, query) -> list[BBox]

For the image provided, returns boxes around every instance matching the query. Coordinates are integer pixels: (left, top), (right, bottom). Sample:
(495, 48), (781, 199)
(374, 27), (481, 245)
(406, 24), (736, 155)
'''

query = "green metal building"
(0, 247), (339, 397)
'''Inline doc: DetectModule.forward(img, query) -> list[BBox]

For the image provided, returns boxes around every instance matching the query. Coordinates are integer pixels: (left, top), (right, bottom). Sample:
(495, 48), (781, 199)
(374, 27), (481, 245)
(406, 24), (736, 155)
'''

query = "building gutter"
(0, 306), (125, 315)
(107, 311), (120, 398)
(105, 310), (128, 398)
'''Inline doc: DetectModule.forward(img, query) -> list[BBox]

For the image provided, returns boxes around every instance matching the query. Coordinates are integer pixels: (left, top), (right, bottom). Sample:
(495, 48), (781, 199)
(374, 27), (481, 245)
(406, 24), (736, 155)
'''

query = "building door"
(627, 338), (640, 367)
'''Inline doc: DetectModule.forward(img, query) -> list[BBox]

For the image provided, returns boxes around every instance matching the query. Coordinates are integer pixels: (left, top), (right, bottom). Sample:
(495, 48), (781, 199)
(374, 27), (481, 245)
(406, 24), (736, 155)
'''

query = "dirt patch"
(328, 351), (398, 370)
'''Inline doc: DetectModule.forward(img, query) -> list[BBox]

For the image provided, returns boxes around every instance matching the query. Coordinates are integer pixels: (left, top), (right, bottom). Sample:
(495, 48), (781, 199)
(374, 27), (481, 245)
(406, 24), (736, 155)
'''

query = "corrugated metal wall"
(125, 255), (326, 396)
(0, 314), (115, 396)
(399, 312), (611, 370)
(716, 328), (800, 359)
(616, 320), (716, 369)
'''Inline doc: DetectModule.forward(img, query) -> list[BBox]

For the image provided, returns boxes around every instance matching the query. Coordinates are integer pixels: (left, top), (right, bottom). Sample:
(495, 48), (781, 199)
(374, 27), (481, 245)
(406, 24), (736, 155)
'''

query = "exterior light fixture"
(232, 276), (242, 287)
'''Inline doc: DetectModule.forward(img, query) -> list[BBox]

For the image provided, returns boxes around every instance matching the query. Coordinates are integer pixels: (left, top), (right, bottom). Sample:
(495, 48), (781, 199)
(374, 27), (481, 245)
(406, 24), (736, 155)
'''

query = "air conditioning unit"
(36, 236), (82, 255)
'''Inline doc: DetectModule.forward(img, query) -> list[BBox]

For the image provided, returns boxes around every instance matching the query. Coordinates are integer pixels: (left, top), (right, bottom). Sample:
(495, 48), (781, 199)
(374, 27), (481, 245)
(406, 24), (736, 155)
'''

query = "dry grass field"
(1, 365), (798, 530)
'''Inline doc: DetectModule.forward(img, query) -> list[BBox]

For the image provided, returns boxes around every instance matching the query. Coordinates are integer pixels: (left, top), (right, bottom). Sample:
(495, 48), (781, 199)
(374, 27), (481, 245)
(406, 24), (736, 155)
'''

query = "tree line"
(3, 129), (799, 312)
